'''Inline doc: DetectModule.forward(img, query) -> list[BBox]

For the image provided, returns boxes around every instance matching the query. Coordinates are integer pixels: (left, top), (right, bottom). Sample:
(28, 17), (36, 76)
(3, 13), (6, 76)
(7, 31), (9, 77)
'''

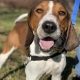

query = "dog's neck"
(30, 39), (66, 62)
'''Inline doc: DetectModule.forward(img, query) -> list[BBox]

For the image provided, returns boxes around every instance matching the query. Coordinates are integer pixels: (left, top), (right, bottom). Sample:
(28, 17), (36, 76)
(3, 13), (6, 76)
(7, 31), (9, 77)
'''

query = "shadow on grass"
(0, 32), (9, 35)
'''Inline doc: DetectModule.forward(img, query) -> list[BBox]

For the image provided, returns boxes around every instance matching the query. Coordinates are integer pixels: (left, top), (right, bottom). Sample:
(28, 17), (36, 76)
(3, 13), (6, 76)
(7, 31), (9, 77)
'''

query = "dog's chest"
(39, 57), (65, 74)
(25, 41), (66, 77)
(25, 54), (66, 77)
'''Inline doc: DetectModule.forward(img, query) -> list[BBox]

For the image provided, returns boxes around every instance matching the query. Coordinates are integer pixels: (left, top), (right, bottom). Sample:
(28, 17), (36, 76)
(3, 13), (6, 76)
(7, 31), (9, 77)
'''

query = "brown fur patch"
(29, 1), (49, 31)
(53, 2), (69, 32)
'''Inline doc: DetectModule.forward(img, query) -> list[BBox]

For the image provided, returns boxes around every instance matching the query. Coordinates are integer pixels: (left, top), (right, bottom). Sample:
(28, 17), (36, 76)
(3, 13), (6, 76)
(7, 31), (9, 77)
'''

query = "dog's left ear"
(65, 21), (79, 51)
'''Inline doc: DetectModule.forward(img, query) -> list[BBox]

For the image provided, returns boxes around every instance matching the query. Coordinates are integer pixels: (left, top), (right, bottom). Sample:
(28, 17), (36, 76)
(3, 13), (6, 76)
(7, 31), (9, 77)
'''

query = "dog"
(0, 0), (79, 80)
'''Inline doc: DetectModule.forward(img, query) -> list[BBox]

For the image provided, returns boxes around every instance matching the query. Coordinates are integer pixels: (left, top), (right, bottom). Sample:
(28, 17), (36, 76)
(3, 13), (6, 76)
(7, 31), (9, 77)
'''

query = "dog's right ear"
(3, 21), (34, 53)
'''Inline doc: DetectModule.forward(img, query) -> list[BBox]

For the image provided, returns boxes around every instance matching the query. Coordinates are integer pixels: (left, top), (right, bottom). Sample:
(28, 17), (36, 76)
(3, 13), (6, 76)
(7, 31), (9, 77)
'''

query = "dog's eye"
(35, 8), (44, 14)
(58, 11), (66, 16)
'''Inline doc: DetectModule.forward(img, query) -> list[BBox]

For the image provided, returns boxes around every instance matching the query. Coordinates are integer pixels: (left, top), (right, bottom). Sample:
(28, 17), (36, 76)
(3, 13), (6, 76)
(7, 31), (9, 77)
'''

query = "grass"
(0, 8), (27, 31)
(77, 17), (80, 27)
(0, 8), (80, 80)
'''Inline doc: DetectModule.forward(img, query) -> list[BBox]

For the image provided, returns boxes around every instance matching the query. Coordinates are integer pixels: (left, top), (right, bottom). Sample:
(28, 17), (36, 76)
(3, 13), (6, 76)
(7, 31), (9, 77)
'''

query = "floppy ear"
(65, 21), (79, 51)
(15, 21), (34, 47)
(3, 21), (34, 53)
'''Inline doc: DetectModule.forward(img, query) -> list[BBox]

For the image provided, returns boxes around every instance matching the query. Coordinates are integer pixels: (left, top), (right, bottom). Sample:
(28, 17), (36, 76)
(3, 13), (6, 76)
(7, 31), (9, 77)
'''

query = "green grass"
(0, 8), (27, 31)
(0, 8), (80, 80)
(77, 16), (80, 28)
(76, 17), (80, 32)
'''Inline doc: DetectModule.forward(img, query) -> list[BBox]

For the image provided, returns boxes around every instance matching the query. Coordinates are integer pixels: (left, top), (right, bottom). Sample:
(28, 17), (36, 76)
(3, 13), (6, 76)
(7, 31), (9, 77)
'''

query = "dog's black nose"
(42, 21), (57, 34)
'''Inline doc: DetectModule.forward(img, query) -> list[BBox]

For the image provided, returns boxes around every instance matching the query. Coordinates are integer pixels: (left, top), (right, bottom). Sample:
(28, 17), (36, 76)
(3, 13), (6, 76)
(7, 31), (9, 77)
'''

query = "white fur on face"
(37, 1), (61, 39)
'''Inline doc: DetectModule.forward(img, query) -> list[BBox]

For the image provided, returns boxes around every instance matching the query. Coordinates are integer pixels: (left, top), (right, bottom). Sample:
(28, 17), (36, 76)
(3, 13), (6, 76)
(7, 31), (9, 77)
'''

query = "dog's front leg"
(25, 61), (45, 80)
(25, 74), (39, 80)
(25, 68), (41, 80)
(51, 75), (61, 80)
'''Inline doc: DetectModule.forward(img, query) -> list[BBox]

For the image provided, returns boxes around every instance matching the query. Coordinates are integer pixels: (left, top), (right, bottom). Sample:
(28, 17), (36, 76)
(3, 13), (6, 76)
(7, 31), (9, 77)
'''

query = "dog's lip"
(39, 37), (55, 51)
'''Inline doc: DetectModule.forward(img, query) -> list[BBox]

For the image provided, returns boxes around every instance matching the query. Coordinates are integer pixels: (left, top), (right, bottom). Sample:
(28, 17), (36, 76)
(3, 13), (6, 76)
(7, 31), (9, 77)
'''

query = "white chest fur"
(25, 40), (66, 80)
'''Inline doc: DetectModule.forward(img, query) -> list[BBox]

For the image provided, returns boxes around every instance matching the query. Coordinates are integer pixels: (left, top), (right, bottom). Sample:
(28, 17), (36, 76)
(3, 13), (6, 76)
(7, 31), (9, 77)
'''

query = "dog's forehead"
(35, 1), (53, 11)
(35, 0), (66, 11)
(36, 1), (49, 8)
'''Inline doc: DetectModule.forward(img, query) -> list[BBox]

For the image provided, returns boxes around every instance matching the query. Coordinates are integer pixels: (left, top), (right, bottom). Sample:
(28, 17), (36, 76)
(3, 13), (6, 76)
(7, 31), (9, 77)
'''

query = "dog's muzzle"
(42, 21), (57, 34)
(38, 21), (60, 52)
(37, 20), (61, 52)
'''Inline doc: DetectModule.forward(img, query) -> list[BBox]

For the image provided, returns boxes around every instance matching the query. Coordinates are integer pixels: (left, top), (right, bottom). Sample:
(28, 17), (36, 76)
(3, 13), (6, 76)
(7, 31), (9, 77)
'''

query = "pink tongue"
(39, 40), (54, 50)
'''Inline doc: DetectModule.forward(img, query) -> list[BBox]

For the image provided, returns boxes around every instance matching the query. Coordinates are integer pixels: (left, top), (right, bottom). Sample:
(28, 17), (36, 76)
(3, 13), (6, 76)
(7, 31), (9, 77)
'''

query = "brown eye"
(35, 8), (44, 14)
(58, 11), (66, 16)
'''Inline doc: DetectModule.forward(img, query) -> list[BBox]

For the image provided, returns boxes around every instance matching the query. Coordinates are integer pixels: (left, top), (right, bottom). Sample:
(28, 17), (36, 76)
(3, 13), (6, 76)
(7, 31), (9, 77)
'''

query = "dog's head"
(12, 0), (78, 53)
(26, 0), (79, 52)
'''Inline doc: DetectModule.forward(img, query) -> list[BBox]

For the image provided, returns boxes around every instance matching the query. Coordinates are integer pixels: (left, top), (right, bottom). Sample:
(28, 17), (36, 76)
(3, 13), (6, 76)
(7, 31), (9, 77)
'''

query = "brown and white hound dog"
(0, 0), (79, 80)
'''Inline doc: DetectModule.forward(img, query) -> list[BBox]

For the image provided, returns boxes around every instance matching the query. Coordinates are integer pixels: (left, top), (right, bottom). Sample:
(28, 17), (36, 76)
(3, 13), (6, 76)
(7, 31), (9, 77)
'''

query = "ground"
(0, 8), (80, 80)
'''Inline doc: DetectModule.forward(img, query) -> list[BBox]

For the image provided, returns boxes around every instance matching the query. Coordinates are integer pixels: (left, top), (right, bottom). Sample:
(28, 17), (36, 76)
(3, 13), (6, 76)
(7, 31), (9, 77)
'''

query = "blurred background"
(0, 0), (80, 80)
(0, 0), (74, 10)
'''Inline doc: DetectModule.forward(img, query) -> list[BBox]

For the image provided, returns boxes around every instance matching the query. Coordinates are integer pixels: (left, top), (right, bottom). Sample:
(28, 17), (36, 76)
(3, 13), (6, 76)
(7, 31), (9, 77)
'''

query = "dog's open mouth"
(39, 37), (55, 51)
